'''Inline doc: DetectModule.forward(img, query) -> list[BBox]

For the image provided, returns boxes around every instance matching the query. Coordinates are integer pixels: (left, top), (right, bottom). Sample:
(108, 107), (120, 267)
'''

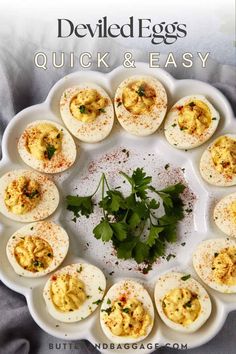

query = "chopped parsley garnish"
(92, 299), (102, 305)
(98, 286), (103, 292)
(166, 253), (176, 262)
(77, 266), (83, 273)
(181, 274), (191, 281)
(46, 145), (56, 160)
(117, 102), (122, 107)
(107, 298), (111, 304)
(33, 260), (43, 267)
(189, 102), (195, 107)
(25, 190), (39, 199)
(79, 105), (87, 114)
(136, 86), (145, 97)
(99, 108), (106, 113)
(214, 252), (219, 257)
(212, 117), (217, 120)
(122, 308), (130, 313)
(66, 168), (185, 273)
(183, 300), (192, 308)
(101, 307), (112, 315)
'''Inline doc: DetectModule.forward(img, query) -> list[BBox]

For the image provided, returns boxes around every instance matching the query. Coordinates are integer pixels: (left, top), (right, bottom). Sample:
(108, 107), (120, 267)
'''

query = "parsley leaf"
(93, 219), (113, 241)
(46, 145), (56, 160)
(136, 86), (145, 97)
(79, 105), (87, 114)
(146, 225), (164, 247)
(111, 222), (128, 241)
(66, 195), (94, 217)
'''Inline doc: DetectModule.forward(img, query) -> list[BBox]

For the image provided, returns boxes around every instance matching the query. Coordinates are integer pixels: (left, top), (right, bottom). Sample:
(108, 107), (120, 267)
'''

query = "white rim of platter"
(0, 63), (236, 354)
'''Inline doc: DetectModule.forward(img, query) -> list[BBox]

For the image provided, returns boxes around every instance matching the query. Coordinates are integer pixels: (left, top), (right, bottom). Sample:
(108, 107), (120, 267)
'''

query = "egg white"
(164, 95), (220, 149)
(193, 238), (236, 293)
(100, 279), (154, 344)
(154, 272), (211, 333)
(43, 263), (106, 322)
(6, 221), (69, 277)
(60, 83), (114, 143)
(18, 120), (77, 174)
(214, 193), (236, 238)
(0, 170), (59, 222)
(114, 75), (167, 136)
(200, 134), (236, 186)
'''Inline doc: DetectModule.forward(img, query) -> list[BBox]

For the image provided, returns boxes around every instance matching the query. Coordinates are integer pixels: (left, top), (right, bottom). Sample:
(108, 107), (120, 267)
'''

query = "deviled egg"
(114, 75), (167, 136)
(6, 221), (69, 277)
(154, 272), (211, 333)
(193, 238), (236, 293)
(214, 193), (236, 238)
(60, 83), (114, 143)
(43, 263), (106, 322)
(0, 170), (59, 222)
(164, 95), (220, 149)
(200, 134), (236, 186)
(18, 120), (77, 174)
(100, 280), (154, 344)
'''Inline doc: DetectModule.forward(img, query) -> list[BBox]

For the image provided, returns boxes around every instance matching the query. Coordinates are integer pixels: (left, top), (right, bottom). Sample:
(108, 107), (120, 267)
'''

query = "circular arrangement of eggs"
(0, 71), (236, 346)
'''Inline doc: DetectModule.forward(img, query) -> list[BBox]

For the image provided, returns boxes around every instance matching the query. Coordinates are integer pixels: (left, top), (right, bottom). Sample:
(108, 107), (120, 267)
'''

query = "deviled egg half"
(7, 221), (69, 277)
(154, 272), (211, 333)
(0, 170), (59, 222)
(60, 83), (114, 143)
(164, 95), (220, 149)
(193, 238), (236, 293)
(100, 280), (154, 344)
(18, 120), (77, 174)
(43, 263), (106, 322)
(114, 75), (167, 136)
(214, 193), (236, 238)
(200, 134), (236, 186)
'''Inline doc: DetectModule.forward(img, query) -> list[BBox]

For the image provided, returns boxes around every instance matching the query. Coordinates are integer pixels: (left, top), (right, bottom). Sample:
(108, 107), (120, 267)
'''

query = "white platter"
(0, 63), (236, 353)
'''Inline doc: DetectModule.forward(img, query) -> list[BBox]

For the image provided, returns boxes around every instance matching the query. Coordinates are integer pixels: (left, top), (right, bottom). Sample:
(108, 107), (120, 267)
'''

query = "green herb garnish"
(101, 307), (112, 315)
(181, 274), (191, 281)
(93, 299), (102, 305)
(46, 145), (56, 160)
(66, 168), (185, 272)
(99, 108), (106, 113)
(122, 308), (130, 313)
(184, 300), (192, 308)
(79, 105), (87, 114)
(189, 102), (195, 107)
(136, 86), (145, 97)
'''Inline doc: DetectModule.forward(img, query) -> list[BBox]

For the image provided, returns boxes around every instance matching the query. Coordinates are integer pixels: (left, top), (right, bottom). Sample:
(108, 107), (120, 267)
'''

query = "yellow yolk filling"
(26, 123), (62, 161)
(212, 247), (236, 286)
(122, 81), (156, 115)
(14, 236), (53, 272)
(4, 176), (40, 215)
(103, 297), (151, 338)
(229, 201), (236, 224)
(70, 89), (107, 123)
(211, 136), (236, 177)
(178, 100), (211, 136)
(50, 274), (86, 312)
(162, 288), (201, 326)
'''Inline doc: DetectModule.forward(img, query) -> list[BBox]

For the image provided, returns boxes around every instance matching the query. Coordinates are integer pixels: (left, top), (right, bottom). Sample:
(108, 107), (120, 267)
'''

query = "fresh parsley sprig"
(66, 168), (185, 272)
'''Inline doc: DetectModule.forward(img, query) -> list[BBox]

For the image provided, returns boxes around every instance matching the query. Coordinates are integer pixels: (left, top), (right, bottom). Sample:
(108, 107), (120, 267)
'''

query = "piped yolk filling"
(212, 247), (236, 286)
(50, 273), (86, 312)
(122, 81), (156, 115)
(4, 176), (41, 215)
(162, 288), (201, 326)
(103, 297), (151, 338)
(26, 123), (62, 161)
(228, 201), (236, 224)
(14, 236), (53, 272)
(177, 100), (211, 136)
(70, 89), (107, 123)
(211, 136), (236, 178)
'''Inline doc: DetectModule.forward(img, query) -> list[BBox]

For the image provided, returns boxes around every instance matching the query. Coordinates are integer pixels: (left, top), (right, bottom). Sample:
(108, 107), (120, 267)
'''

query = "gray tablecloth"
(0, 41), (236, 354)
